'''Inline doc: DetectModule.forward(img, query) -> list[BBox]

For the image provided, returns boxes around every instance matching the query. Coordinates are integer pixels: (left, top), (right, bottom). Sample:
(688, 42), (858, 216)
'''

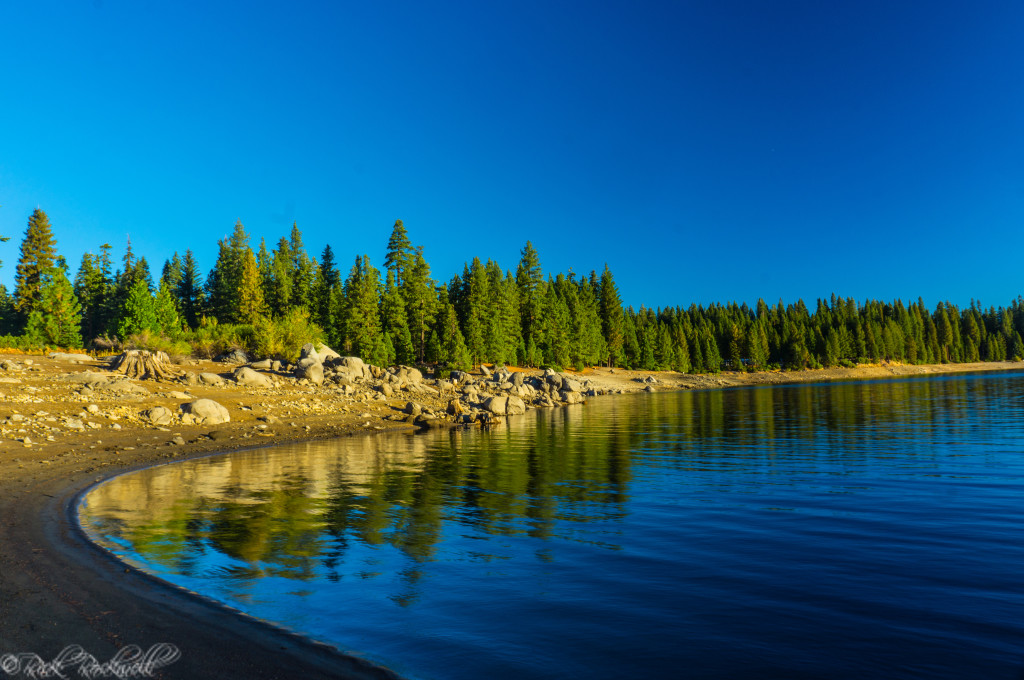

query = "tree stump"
(110, 349), (183, 381)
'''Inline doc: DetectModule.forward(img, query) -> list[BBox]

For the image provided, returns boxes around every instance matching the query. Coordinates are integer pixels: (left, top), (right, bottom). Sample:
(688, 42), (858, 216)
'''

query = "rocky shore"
(0, 349), (1019, 679)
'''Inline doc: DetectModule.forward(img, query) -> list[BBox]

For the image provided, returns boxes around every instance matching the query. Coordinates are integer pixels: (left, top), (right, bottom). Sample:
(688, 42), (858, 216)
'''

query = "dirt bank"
(0, 354), (1019, 678)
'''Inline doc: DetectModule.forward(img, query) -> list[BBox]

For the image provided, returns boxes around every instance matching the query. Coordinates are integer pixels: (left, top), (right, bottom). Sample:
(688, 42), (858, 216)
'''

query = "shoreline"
(1, 358), (1020, 678)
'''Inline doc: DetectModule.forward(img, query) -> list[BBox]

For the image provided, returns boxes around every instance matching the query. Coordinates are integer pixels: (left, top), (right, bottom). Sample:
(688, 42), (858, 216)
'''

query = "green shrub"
(125, 330), (193, 362)
(183, 316), (255, 359)
(251, 308), (325, 362)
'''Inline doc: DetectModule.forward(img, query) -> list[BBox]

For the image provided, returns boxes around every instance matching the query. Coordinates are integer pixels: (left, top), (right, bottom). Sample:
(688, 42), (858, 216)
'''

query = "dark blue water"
(79, 371), (1024, 679)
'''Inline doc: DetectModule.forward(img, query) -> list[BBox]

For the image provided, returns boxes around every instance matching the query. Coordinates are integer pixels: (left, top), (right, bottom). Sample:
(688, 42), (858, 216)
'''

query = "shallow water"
(79, 371), (1024, 679)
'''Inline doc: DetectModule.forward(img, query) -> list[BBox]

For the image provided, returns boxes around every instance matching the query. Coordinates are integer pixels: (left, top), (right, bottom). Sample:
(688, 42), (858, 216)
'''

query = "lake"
(78, 371), (1024, 679)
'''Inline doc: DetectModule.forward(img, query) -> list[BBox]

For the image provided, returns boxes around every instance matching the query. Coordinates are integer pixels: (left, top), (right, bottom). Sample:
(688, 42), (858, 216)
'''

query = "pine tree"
(339, 255), (387, 365)
(237, 247), (268, 324)
(206, 220), (250, 323)
(384, 219), (413, 287)
(381, 269), (414, 364)
(74, 250), (112, 343)
(176, 249), (205, 329)
(515, 241), (544, 349)
(598, 264), (624, 367)
(154, 283), (182, 335)
(24, 264), (82, 348)
(288, 222), (314, 310)
(160, 253), (183, 292)
(313, 244), (340, 330)
(117, 276), (158, 339)
(13, 208), (58, 328)
(405, 247), (435, 362)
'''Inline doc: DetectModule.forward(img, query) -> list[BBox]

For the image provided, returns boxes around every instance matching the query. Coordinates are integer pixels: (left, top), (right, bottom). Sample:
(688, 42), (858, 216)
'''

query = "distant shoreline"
(0, 356), (1020, 679)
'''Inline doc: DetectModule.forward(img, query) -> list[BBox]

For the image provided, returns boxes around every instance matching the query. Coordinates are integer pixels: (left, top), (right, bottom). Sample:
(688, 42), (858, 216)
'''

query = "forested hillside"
(1, 208), (1022, 372)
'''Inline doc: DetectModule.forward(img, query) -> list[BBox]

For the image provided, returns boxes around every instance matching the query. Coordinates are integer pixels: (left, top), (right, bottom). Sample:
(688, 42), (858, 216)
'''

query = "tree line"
(1, 207), (1022, 372)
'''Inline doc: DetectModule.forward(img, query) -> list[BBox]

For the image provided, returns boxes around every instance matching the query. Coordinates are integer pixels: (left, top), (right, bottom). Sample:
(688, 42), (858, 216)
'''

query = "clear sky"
(1, 1), (1022, 310)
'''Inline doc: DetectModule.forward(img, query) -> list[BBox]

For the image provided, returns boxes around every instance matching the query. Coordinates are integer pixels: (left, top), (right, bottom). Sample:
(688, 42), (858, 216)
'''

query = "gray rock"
(295, 362), (324, 385)
(404, 401), (423, 416)
(181, 399), (231, 425)
(480, 365), (491, 377)
(48, 352), (92, 363)
(450, 370), (471, 383)
(250, 359), (273, 370)
(271, 359), (283, 372)
(560, 390), (585, 404)
(199, 372), (225, 386)
(545, 371), (562, 387)
(505, 396), (526, 415)
(315, 343), (343, 363)
(233, 366), (274, 388)
(393, 365), (423, 384)
(144, 406), (173, 426)
(376, 383), (394, 397)
(215, 349), (250, 364)
(511, 371), (525, 387)
(64, 418), (85, 430)
(561, 376), (582, 393)
(299, 343), (320, 362)
(484, 396), (508, 415)
(171, 435), (186, 446)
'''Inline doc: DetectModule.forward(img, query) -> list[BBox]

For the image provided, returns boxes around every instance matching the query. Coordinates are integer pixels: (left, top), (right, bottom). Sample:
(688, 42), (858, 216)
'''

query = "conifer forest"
(1, 208), (1022, 373)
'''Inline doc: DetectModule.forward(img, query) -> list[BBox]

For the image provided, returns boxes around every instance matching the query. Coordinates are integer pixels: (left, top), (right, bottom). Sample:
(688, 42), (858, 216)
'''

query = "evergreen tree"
(381, 269), (414, 364)
(313, 244), (341, 330)
(598, 264), (624, 367)
(237, 247), (268, 324)
(405, 247), (436, 361)
(74, 249), (113, 343)
(117, 276), (158, 339)
(288, 222), (314, 310)
(384, 219), (413, 287)
(515, 241), (544, 350)
(206, 220), (250, 322)
(13, 208), (58, 328)
(160, 252), (183, 292)
(338, 255), (387, 365)
(176, 249), (205, 329)
(24, 265), (82, 347)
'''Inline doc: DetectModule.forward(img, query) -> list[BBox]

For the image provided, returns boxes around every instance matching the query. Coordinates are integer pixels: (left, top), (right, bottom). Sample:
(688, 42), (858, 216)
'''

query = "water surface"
(79, 371), (1024, 679)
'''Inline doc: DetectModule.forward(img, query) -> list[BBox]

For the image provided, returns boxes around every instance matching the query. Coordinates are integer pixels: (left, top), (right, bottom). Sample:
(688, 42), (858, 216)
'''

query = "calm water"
(79, 371), (1024, 679)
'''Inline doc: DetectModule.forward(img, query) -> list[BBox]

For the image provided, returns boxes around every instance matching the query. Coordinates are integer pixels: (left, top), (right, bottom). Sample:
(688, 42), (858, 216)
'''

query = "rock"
(215, 349), (250, 364)
(376, 383), (394, 397)
(315, 343), (342, 363)
(85, 404), (100, 414)
(336, 356), (365, 371)
(250, 359), (273, 370)
(180, 371), (200, 386)
(48, 352), (92, 362)
(447, 399), (466, 416)
(545, 370), (562, 387)
(233, 366), (274, 388)
(484, 396), (508, 415)
(505, 396), (527, 415)
(181, 399), (231, 425)
(480, 365), (491, 377)
(560, 390), (585, 404)
(511, 371), (525, 387)
(199, 372), (225, 386)
(393, 365), (423, 384)
(144, 406), (173, 426)
(561, 376), (583, 393)
(404, 401), (423, 416)
(644, 385), (656, 392)
(64, 418), (85, 430)
(295, 362), (324, 385)
(450, 370), (471, 383)
(171, 435), (186, 446)
(299, 343), (320, 362)
(271, 359), (283, 372)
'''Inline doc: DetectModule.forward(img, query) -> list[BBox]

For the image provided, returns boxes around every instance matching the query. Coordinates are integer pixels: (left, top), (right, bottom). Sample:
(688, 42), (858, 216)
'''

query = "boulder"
(250, 359), (273, 370)
(511, 371), (525, 387)
(143, 406), (173, 426)
(505, 396), (526, 415)
(215, 349), (250, 364)
(561, 376), (583, 393)
(233, 366), (274, 388)
(299, 343), (320, 362)
(48, 352), (91, 363)
(314, 343), (342, 363)
(180, 399), (231, 425)
(480, 364), (491, 377)
(199, 372), (225, 386)
(545, 370), (562, 387)
(560, 390), (585, 405)
(484, 396), (508, 415)
(450, 370), (471, 383)
(404, 401), (423, 416)
(376, 383), (394, 397)
(393, 365), (423, 384)
(295, 362), (324, 385)
(447, 399), (466, 416)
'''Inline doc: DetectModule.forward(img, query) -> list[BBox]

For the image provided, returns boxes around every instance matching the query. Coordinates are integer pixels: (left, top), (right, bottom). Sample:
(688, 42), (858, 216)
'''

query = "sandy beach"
(1, 354), (1019, 679)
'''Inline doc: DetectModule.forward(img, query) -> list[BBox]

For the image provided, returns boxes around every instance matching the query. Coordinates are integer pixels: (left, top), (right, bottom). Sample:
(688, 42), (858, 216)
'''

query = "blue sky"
(1, 1), (1022, 310)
